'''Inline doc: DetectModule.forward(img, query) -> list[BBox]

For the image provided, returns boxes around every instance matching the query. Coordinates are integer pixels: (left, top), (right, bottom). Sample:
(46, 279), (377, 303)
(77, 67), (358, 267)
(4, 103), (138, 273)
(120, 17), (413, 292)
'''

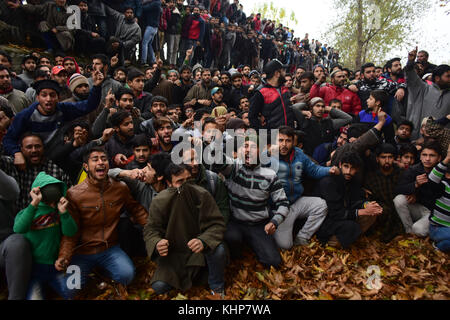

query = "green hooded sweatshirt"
(13, 172), (77, 265)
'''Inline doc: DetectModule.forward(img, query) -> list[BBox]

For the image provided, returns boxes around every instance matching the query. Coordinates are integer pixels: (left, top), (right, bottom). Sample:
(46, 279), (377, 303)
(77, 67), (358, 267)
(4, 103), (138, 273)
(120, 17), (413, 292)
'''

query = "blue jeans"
(151, 243), (227, 294)
(141, 25), (158, 64)
(27, 263), (67, 300)
(429, 224), (450, 252)
(60, 245), (135, 299)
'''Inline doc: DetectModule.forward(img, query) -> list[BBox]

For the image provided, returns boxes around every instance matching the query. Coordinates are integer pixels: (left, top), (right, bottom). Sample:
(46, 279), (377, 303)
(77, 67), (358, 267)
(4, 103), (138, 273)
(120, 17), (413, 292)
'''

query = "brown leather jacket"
(58, 176), (148, 261)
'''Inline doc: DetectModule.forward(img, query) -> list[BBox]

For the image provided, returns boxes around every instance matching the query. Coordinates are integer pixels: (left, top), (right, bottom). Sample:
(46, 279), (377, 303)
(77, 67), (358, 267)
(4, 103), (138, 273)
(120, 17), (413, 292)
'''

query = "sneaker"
(211, 289), (225, 299)
(294, 236), (309, 246)
(431, 242), (440, 252)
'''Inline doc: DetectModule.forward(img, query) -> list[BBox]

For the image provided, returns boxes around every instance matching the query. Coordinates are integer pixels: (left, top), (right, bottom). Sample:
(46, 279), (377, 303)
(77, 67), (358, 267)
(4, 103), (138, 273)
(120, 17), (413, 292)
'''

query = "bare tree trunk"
(355, 0), (364, 70)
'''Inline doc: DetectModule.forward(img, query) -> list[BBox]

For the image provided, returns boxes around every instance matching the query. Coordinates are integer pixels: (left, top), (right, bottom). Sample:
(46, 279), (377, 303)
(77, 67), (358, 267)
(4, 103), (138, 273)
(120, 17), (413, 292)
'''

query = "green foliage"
(252, 0), (298, 28)
(323, 0), (430, 70)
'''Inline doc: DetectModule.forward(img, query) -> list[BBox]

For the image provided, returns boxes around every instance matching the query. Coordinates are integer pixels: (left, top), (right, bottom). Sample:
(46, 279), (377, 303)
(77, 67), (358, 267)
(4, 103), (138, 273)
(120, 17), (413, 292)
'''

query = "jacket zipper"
(100, 185), (106, 249)
(276, 88), (288, 125)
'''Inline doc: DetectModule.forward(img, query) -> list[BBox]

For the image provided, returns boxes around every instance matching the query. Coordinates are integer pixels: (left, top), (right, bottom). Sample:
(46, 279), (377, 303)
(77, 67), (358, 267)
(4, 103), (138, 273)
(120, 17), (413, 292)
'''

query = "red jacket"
(253, 17), (261, 31)
(310, 83), (361, 116)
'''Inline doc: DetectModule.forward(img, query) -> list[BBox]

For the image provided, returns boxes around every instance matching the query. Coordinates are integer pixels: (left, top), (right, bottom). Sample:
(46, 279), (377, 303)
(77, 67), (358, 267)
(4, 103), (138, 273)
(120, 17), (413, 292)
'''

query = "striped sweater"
(216, 160), (290, 226)
(428, 161), (450, 227)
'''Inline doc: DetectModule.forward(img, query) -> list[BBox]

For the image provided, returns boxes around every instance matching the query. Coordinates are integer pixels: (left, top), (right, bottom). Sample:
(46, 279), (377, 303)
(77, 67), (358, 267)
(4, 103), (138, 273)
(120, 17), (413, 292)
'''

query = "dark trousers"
(224, 218), (281, 268)
(75, 31), (106, 55)
(152, 243), (227, 294)
(118, 217), (147, 258)
(0, 234), (32, 300)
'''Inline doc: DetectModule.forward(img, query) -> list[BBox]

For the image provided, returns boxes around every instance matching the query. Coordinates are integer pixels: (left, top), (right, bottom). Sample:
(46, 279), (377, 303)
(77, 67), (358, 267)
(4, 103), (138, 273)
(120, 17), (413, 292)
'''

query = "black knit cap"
(34, 79), (61, 95)
(263, 59), (289, 75)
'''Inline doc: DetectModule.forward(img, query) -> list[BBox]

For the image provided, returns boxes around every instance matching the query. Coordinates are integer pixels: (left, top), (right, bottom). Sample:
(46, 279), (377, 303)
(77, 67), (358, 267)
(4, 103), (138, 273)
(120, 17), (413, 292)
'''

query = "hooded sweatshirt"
(13, 172), (77, 264)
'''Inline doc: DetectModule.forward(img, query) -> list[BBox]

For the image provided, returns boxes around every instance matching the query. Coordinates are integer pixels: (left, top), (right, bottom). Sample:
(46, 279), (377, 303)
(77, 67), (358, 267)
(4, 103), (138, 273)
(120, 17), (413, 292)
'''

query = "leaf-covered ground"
(65, 234), (449, 301)
(2, 234), (447, 300)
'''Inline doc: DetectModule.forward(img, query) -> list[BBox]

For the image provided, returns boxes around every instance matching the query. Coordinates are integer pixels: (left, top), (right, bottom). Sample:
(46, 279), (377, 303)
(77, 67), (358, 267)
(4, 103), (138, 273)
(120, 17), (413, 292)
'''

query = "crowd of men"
(0, 0), (449, 301)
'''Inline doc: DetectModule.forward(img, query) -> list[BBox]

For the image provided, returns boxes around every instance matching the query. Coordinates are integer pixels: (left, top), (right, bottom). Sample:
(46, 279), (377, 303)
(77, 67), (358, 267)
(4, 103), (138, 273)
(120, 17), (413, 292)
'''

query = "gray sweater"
(405, 62), (450, 140)
(0, 168), (20, 242)
(108, 168), (158, 211)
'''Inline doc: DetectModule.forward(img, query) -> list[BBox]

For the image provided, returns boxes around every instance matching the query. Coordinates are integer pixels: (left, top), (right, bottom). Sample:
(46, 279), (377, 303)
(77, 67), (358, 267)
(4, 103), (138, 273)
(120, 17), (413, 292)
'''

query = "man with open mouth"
(56, 146), (148, 299)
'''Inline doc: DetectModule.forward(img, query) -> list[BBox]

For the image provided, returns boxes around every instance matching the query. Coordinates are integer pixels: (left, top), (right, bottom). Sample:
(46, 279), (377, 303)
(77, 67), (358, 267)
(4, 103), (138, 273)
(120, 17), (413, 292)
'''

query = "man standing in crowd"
(249, 59), (295, 130)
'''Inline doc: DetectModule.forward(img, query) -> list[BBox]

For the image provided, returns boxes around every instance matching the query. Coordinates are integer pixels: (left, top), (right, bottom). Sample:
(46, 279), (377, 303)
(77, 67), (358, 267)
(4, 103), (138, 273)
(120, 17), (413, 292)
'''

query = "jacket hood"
(31, 172), (67, 209)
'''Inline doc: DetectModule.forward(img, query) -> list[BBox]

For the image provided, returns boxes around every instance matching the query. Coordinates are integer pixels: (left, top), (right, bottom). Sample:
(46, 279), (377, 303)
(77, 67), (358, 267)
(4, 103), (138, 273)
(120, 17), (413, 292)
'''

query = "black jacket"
(249, 84), (295, 130)
(315, 174), (365, 247)
(300, 117), (335, 156)
(394, 162), (442, 211)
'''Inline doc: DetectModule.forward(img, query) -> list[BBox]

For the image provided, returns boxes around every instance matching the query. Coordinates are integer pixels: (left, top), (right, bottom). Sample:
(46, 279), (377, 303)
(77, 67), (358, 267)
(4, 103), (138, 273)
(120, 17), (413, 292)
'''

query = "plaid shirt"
(363, 165), (405, 236)
(0, 156), (72, 212)
(364, 165), (403, 209)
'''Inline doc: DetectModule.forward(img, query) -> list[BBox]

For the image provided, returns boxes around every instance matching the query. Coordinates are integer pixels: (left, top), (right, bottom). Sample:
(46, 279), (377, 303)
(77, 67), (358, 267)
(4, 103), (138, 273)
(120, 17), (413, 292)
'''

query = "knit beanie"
(309, 97), (324, 107)
(68, 73), (89, 92)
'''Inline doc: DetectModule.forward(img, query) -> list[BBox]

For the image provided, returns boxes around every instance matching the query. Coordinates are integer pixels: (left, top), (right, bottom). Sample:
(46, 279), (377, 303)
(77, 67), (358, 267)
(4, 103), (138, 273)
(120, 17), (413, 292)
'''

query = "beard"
(125, 17), (135, 24)
(278, 75), (286, 87)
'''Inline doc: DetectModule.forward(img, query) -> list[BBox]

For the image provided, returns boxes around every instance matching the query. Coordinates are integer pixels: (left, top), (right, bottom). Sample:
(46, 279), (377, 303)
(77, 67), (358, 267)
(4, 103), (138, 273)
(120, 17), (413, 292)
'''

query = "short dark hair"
(151, 95), (168, 107)
(20, 132), (43, 146)
(278, 125), (296, 140)
(0, 50), (12, 63)
(132, 134), (151, 149)
(110, 110), (132, 127)
(194, 108), (210, 121)
(421, 140), (442, 157)
(239, 95), (249, 103)
(399, 144), (417, 159)
(361, 62), (375, 74)
(153, 116), (172, 131)
(398, 120), (414, 132)
(299, 71), (315, 82)
(418, 50), (429, 58)
(339, 151), (363, 168)
(179, 65), (192, 74)
(149, 152), (172, 178)
(0, 65), (11, 74)
(201, 68), (211, 75)
(83, 146), (108, 163)
(21, 55), (37, 66)
(347, 123), (370, 140)
(33, 68), (50, 80)
(91, 53), (109, 67)
(168, 104), (179, 111)
(231, 73), (243, 81)
(385, 58), (401, 71)
(0, 103), (14, 119)
(202, 117), (217, 131)
(432, 64), (450, 83)
(329, 98), (342, 106)
(375, 143), (397, 157)
(164, 163), (188, 183)
(370, 89), (390, 109)
(127, 68), (145, 82)
(114, 67), (127, 76)
(115, 87), (134, 101)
